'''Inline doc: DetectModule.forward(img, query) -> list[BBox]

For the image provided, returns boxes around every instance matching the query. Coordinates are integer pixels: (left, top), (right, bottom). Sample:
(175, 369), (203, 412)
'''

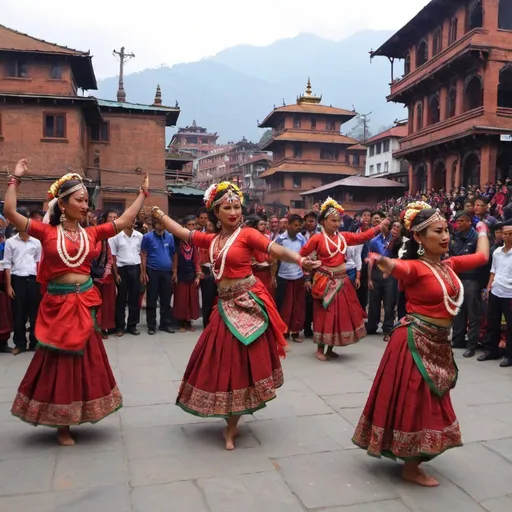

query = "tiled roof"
(300, 176), (406, 195)
(259, 103), (356, 128)
(262, 130), (358, 149)
(346, 143), (367, 151)
(365, 125), (409, 144)
(260, 161), (360, 178)
(0, 24), (89, 55)
(167, 185), (204, 196)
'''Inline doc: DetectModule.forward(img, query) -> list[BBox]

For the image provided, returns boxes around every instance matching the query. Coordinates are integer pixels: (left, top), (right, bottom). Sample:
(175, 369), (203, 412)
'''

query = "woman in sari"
(152, 182), (320, 450)
(300, 198), (389, 361)
(352, 202), (489, 486)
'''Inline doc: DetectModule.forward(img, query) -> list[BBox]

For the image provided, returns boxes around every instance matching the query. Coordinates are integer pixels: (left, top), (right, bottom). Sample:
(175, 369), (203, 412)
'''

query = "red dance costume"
(176, 227), (287, 417)
(300, 228), (378, 346)
(353, 253), (487, 460)
(173, 240), (200, 322)
(253, 248), (274, 298)
(0, 270), (13, 343)
(11, 220), (122, 427)
(94, 242), (116, 332)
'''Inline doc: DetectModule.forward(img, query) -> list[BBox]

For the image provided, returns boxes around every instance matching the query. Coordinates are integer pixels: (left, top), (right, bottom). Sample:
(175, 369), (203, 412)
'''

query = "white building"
(365, 122), (409, 186)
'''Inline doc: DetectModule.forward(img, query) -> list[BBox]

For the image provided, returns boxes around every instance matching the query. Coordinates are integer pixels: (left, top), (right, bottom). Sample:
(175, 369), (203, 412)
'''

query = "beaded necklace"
(209, 227), (241, 280)
(321, 228), (347, 257)
(419, 258), (464, 316)
(57, 224), (90, 268)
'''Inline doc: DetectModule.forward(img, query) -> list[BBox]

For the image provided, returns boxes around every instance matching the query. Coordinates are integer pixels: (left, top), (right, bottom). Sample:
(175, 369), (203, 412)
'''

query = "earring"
(417, 242), (425, 256)
(60, 210), (66, 223)
(216, 221), (221, 229)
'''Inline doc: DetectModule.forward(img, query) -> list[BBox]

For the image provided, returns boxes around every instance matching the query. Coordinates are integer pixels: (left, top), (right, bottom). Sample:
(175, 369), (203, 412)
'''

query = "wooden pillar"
(456, 78), (465, 115)
(408, 162), (415, 194)
(454, 154), (462, 187)
(483, 0), (499, 31)
(480, 141), (498, 184)
(423, 95), (429, 128)
(426, 159), (433, 190)
(445, 154), (456, 190)
(483, 60), (500, 113)
(439, 86), (448, 122)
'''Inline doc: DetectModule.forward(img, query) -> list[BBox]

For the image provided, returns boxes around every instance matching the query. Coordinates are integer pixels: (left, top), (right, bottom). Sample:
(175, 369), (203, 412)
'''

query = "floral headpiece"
(320, 197), (344, 218)
(203, 182), (244, 210)
(404, 201), (444, 231)
(47, 173), (85, 200)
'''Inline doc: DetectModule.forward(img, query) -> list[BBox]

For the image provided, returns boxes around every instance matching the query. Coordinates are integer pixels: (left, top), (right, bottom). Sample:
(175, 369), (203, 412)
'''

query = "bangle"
(8, 174), (22, 183)
(8, 178), (20, 187)
(478, 231), (488, 238)
(140, 188), (149, 198)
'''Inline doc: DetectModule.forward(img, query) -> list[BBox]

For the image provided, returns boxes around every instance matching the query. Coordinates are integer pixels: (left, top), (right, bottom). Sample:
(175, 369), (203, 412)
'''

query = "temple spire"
(113, 46), (135, 103)
(153, 84), (162, 106)
(297, 77), (322, 105)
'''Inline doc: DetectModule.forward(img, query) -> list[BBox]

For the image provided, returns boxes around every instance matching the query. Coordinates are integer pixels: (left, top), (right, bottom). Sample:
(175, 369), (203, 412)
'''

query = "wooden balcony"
(389, 29), (490, 102)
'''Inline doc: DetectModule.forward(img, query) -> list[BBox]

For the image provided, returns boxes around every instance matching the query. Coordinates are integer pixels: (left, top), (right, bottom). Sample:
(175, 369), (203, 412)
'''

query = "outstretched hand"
(142, 173), (149, 192)
(365, 252), (383, 265)
(14, 158), (30, 177)
(302, 259), (321, 272)
(380, 217), (391, 230)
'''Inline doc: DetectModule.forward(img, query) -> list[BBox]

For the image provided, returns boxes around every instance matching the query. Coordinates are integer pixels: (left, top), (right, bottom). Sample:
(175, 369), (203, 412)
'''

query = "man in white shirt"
(109, 220), (143, 336)
(3, 229), (42, 355)
(478, 224), (512, 368)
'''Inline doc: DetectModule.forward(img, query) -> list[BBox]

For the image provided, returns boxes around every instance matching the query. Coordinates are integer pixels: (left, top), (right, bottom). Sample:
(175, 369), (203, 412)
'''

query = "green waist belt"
(47, 278), (93, 295)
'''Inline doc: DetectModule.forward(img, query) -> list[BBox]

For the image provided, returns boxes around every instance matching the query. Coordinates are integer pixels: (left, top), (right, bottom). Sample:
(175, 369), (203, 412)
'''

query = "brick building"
(258, 80), (366, 211)
(371, 0), (512, 194)
(0, 25), (179, 213)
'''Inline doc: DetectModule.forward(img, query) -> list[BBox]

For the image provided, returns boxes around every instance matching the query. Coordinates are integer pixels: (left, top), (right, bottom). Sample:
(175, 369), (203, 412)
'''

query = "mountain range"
(96, 30), (406, 143)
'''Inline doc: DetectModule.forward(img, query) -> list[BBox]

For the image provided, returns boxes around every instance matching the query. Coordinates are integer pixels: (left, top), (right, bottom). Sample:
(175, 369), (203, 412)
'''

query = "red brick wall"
(87, 113), (168, 213)
(0, 104), (86, 201)
(0, 58), (76, 96)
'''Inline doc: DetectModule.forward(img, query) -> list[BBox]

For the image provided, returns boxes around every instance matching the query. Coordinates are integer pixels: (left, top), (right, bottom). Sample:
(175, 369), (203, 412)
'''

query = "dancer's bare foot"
(326, 350), (339, 359)
(223, 427), (240, 450)
(187, 326), (196, 333)
(402, 464), (439, 487)
(292, 333), (302, 343)
(57, 427), (75, 446)
(316, 352), (327, 361)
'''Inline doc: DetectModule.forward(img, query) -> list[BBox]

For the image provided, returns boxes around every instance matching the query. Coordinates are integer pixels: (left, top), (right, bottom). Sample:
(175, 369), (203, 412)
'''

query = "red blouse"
(300, 228), (378, 267)
(191, 227), (272, 280)
(27, 220), (116, 285)
(391, 253), (487, 319)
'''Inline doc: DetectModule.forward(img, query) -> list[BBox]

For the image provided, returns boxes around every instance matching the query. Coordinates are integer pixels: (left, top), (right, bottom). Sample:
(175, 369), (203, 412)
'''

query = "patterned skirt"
(173, 281), (200, 321)
(352, 315), (462, 461)
(11, 331), (122, 427)
(176, 276), (286, 418)
(312, 265), (366, 346)
(254, 268), (274, 298)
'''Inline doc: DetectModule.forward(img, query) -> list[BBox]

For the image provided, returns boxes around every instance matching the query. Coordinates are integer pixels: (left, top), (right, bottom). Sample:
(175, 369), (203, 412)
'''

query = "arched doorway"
(415, 164), (427, 193)
(497, 147), (512, 181)
(462, 152), (481, 186)
(498, 64), (512, 108)
(464, 75), (483, 111)
(433, 160), (446, 190)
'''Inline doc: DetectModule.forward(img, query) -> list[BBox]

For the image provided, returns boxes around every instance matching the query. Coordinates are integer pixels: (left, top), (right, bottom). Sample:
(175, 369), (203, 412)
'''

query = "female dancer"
(300, 198), (389, 361)
(352, 202), (489, 487)
(3, 158), (149, 446)
(152, 182), (320, 450)
(173, 215), (201, 332)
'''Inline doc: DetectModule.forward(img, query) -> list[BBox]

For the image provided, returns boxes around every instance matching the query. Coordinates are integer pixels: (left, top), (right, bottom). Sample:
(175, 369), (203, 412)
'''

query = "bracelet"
(8, 174), (22, 183)
(478, 231), (488, 238)
(298, 257), (306, 268)
(140, 187), (149, 198)
(8, 178), (20, 187)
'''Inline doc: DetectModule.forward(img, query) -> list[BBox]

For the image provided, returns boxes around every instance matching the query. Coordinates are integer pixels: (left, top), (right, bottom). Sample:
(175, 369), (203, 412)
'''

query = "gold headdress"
(320, 197), (344, 218)
(203, 181), (244, 210)
(48, 173), (86, 200)
(404, 201), (445, 231)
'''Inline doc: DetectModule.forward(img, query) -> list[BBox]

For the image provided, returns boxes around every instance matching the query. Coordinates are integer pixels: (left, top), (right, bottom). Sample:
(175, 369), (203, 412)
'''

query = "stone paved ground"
(1, 326), (512, 512)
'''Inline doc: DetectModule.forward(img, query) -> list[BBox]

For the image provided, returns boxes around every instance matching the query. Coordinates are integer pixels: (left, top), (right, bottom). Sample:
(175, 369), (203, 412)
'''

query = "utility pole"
(113, 47), (135, 103)
(358, 111), (372, 141)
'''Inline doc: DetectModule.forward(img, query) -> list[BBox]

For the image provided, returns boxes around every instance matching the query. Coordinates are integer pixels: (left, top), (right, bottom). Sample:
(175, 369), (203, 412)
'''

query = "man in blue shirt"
(141, 218), (176, 335)
(272, 214), (308, 342)
(367, 217), (400, 340)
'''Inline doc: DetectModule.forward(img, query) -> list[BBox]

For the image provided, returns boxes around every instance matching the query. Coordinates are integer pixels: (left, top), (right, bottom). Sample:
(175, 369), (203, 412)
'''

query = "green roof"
(94, 98), (180, 126)
(167, 185), (204, 196)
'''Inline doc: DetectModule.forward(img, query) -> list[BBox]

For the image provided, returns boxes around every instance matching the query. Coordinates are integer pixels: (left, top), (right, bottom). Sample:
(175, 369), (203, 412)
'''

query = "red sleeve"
(344, 228), (379, 246)
(245, 228), (272, 253)
(194, 247), (201, 274)
(390, 259), (420, 285)
(445, 253), (488, 274)
(300, 234), (319, 257)
(90, 222), (117, 242)
(26, 219), (52, 241)
(190, 230), (216, 249)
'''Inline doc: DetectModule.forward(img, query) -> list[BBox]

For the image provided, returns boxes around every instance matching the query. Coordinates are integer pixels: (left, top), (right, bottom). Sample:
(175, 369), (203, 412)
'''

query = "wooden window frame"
(51, 64), (63, 80)
(90, 120), (110, 143)
(6, 59), (28, 78)
(432, 28), (442, 56)
(42, 112), (67, 140)
(449, 17), (458, 44)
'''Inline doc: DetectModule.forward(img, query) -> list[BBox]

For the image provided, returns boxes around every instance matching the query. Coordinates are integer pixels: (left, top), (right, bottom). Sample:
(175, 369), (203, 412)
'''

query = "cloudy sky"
(4, 0), (429, 78)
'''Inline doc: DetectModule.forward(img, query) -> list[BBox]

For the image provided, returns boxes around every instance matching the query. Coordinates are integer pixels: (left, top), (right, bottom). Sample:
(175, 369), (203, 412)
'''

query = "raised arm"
(152, 207), (190, 242)
(344, 217), (390, 246)
(115, 174), (149, 231)
(448, 221), (490, 274)
(3, 159), (31, 233)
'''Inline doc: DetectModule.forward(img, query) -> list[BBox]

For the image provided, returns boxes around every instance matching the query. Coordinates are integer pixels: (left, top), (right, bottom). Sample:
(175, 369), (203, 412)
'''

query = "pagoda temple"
(258, 79), (366, 211)
(168, 120), (219, 157)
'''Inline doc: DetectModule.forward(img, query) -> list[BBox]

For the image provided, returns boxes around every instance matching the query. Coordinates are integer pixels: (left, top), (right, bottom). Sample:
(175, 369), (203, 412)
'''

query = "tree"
(347, 115), (372, 141)
(258, 129), (272, 147)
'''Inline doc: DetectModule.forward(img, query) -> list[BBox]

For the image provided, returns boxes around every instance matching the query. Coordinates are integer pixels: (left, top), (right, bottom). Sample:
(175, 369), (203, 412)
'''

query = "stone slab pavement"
(1, 327), (512, 512)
